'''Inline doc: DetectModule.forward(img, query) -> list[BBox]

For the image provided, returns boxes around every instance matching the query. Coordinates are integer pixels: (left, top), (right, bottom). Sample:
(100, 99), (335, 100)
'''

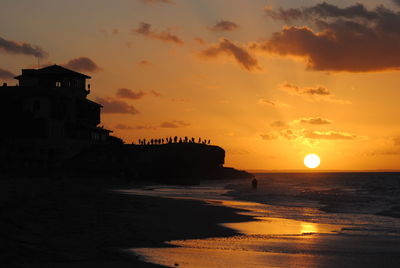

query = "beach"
(2, 173), (400, 267)
(0, 176), (252, 267)
(127, 173), (400, 267)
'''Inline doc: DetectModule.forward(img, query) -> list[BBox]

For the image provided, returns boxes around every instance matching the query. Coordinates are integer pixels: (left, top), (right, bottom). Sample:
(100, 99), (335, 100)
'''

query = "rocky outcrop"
(68, 143), (253, 184)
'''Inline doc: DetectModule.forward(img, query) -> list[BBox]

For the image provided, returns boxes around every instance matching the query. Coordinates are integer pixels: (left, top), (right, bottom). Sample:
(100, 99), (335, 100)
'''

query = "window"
(55, 81), (61, 87)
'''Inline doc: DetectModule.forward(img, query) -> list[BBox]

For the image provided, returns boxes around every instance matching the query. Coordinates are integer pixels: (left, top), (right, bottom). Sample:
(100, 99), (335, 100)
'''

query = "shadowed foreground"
(0, 177), (253, 267)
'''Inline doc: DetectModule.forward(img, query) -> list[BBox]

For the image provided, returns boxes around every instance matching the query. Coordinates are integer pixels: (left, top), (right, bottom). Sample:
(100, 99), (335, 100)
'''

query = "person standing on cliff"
(252, 178), (258, 190)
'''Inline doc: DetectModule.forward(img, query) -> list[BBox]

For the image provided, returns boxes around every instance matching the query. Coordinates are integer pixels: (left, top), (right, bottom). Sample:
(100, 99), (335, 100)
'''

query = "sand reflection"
(132, 217), (343, 268)
(223, 217), (339, 236)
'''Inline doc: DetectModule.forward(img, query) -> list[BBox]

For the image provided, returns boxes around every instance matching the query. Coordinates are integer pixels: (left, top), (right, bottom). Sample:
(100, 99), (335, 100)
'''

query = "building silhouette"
(0, 65), (115, 170)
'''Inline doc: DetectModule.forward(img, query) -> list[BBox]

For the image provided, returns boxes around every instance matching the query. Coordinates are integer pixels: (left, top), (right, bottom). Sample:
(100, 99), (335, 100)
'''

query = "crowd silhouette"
(136, 136), (211, 146)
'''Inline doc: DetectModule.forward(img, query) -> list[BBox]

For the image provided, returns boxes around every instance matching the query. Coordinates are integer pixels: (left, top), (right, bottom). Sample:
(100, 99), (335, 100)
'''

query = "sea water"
(126, 172), (400, 267)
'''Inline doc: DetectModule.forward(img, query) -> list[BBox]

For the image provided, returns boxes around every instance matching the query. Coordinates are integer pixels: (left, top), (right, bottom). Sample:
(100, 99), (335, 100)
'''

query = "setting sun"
(304, 154), (320, 169)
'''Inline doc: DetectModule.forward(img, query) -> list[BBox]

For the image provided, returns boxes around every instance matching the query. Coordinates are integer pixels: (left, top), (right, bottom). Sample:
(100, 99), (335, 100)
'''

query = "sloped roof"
(14, 64), (91, 79)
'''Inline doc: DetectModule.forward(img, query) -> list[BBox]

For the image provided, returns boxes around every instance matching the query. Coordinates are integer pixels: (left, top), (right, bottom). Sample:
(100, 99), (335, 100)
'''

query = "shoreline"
(0, 176), (254, 267)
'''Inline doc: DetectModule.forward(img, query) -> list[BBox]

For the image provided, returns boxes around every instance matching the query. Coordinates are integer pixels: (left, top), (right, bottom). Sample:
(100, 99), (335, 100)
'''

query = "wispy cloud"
(279, 82), (350, 104)
(0, 68), (15, 80)
(116, 88), (146, 100)
(0, 36), (48, 58)
(114, 120), (190, 131)
(160, 120), (190, 128)
(95, 97), (139, 114)
(258, 99), (291, 108)
(138, 0), (174, 5)
(208, 20), (239, 32)
(63, 57), (102, 72)
(304, 130), (357, 140)
(115, 123), (156, 130)
(199, 38), (261, 71)
(261, 128), (358, 141)
(295, 117), (333, 125)
(270, 120), (287, 127)
(134, 22), (184, 45)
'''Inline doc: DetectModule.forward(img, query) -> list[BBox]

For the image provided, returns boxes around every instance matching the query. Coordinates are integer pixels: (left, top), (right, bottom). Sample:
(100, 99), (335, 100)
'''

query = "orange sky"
(1, 0), (400, 170)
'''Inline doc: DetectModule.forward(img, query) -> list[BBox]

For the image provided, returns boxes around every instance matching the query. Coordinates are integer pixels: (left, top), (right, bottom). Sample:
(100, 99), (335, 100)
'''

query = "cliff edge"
(68, 143), (253, 185)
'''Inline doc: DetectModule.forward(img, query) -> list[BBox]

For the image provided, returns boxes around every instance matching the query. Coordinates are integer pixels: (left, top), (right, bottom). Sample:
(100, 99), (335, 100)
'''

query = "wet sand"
(0, 177), (253, 267)
(128, 188), (400, 268)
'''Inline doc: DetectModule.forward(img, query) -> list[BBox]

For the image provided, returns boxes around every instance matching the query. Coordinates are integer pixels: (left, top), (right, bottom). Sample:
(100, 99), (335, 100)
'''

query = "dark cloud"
(95, 97), (139, 114)
(208, 20), (239, 32)
(159, 120), (190, 128)
(0, 36), (48, 58)
(116, 88), (146, 100)
(115, 124), (156, 130)
(134, 22), (184, 45)
(297, 117), (333, 125)
(270, 120), (286, 127)
(258, 3), (400, 72)
(63, 57), (102, 72)
(139, 0), (174, 5)
(199, 38), (261, 71)
(304, 130), (357, 140)
(0, 68), (15, 80)
(394, 0), (400, 7)
(265, 3), (378, 22)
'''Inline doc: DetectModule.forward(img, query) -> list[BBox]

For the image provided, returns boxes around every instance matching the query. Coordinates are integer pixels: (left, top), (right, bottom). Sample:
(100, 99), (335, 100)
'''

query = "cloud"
(258, 3), (400, 72)
(138, 0), (174, 5)
(95, 97), (139, 114)
(296, 117), (333, 125)
(260, 133), (279, 140)
(261, 129), (297, 140)
(138, 60), (151, 66)
(159, 120), (190, 128)
(279, 82), (350, 104)
(280, 82), (331, 96)
(304, 130), (357, 140)
(115, 120), (189, 130)
(0, 36), (48, 58)
(270, 120), (286, 127)
(115, 123), (156, 130)
(394, 0), (400, 7)
(194, 37), (207, 45)
(258, 98), (291, 108)
(208, 20), (239, 32)
(199, 38), (261, 71)
(0, 68), (15, 80)
(116, 88), (146, 100)
(133, 22), (184, 45)
(63, 57), (102, 72)
(150, 90), (162, 97)
(261, 128), (358, 142)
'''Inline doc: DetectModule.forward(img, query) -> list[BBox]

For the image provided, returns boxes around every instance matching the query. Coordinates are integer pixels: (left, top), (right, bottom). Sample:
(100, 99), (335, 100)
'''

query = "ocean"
(125, 172), (400, 267)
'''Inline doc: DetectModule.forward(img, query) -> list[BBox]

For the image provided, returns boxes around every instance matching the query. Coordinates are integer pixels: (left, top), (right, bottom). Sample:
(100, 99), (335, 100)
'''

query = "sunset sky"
(2, 0), (400, 170)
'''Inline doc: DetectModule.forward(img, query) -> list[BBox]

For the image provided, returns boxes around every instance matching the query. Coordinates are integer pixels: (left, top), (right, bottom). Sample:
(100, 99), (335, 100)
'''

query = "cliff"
(68, 143), (253, 184)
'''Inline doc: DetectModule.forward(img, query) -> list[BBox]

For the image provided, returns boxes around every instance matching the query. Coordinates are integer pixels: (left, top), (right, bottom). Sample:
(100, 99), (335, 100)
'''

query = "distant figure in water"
(251, 178), (258, 190)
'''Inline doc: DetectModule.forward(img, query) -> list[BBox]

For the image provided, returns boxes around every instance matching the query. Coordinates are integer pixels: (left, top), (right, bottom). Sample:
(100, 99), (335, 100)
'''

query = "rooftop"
(14, 65), (91, 79)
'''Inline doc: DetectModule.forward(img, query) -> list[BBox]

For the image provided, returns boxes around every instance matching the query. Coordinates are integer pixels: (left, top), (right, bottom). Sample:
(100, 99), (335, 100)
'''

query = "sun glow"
(304, 154), (320, 169)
